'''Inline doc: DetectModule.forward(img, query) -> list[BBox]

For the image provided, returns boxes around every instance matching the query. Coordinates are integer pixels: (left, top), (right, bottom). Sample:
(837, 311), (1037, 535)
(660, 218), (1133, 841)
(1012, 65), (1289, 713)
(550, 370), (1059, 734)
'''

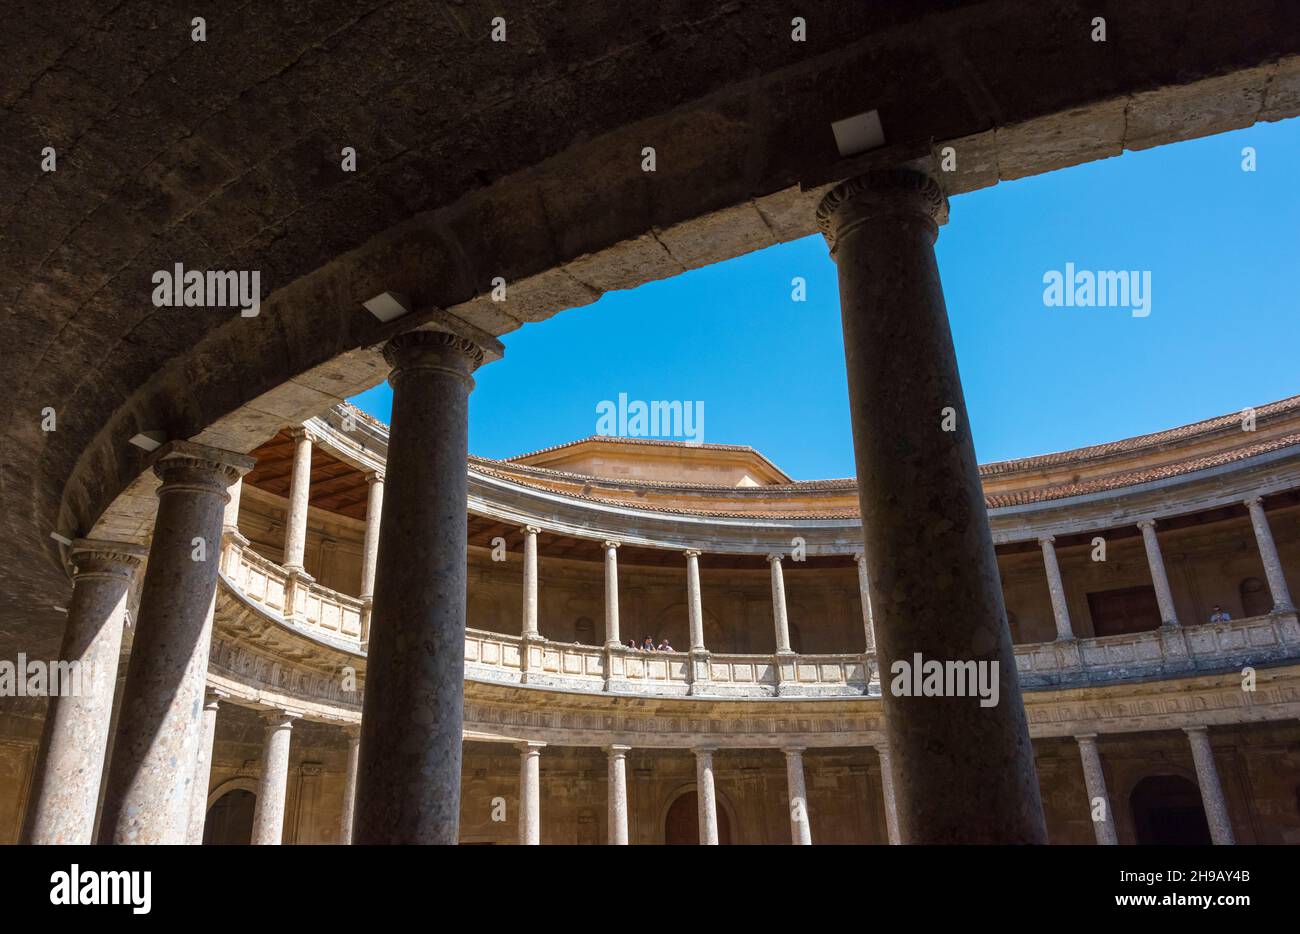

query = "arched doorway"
(203, 789), (256, 845)
(1130, 775), (1211, 844)
(664, 791), (732, 845)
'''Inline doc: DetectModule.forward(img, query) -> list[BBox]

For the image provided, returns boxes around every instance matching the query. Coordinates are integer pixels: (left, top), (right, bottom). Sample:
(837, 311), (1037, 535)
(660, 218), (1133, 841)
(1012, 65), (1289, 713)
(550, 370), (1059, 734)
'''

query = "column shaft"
(283, 428), (313, 572)
(1185, 726), (1235, 845)
(686, 550), (705, 651)
(769, 555), (792, 654)
(359, 472), (384, 600)
(784, 747), (812, 845)
(98, 442), (253, 844)
(876, 743), (900, 845)
(521, 525), (540, 637)
(185, 688), (224, 845)
(854, 553), (876, 653)
(604, 542), (621, 646)
(519, 742), (543, 845)
(340, 728), (361, 845)
(23, 541), (144, 844)
(1075, 734), (1117, 845)
(1138, 520), (1179, 626)
(607, 745), (630, 845)
(695, 748), (719, 845)
(251, 712), (296, 845)
(354, 330), (490, 844)
(1246, 497), (1294, 612)
(1039, 536), (1075, 640)
(819, 169), (1045, 843)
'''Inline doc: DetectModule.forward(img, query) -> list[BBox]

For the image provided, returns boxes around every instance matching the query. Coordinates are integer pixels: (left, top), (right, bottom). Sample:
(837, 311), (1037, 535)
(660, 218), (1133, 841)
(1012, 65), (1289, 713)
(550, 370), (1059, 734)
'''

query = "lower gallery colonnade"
(11, 168), (1300, 845)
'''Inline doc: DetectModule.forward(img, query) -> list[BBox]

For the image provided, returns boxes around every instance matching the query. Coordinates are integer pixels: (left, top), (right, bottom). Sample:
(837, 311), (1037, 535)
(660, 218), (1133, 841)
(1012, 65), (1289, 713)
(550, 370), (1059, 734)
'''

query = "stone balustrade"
(228, 542), (364, 643)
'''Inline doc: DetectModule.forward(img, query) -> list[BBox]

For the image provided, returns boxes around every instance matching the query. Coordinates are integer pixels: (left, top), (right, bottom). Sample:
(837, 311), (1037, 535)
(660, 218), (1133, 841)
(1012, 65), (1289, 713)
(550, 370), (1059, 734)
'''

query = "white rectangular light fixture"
(129, 431), (167, 452)
(363, 291), (412, 323)
(831, 110), (885, 157)
(49, 531), (73, 547)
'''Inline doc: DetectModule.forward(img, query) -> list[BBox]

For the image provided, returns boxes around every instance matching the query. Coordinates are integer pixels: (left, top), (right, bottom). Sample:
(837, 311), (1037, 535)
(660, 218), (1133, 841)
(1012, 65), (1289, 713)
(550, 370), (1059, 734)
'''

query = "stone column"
(1074, 734), (1117, 845)
(854, 552), (876, 654)
(1245, 496), (1294, 612)
(220, 474), (249, 576)
(1184, 726), (1235, 845)
(768, 554), (793, 654)
(185, 687), (226, 845)
(1039, 535), (1075, 640)
(358, 471), (384, 641)
(817, 168), (1046, 843)
(251, 710), (298, 845)
(875, 742), (900, 845)
(1137, 519), (1179, 627)
(340, 726), (361, 845)
(607, 744), (630, 845)
(694, 746), (719, 845)
(22, 540), (145, 845)
(784, 747), (812, 845)
(685, 550), (705, 651)
(519, 741), (544, 845)
(99, 441), (254, 844)
(354, 329), (497, 845)
(603, 541), (621, 647)
(282, 427), (314, 573)
(521, 525), (541, 638)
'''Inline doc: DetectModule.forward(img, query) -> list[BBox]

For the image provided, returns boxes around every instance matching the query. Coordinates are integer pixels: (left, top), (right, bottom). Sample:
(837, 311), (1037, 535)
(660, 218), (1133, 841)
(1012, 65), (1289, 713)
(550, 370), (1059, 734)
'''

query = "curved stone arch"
(206, 776), (258, 810)
(657, 780), (741, 845)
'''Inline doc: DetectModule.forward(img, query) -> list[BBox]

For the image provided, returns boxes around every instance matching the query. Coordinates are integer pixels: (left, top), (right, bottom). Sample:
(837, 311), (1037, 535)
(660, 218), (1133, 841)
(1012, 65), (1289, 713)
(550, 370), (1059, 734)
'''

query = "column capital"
(69, 539), (147, 581)
(203, 687), (229, 708)
(683, 549), (702, 559)
(384, 330), (488, 384)
(343, 724), (362, 743)
(1073, 732), (1099, 744)
(522, 524), (542, 536)
(1182, 724), (1209, 737)
(853, 552), (867, 565)
(1244, 495), (1265, 509)
(517, 740), (546, 754)
(606, 744), (632, 756)
(766, 553), (784, 565)
(365, 469), (385, 484)
(1136, 518), (1157, 531)
(287, 425), (319, 445)
(603, 540), (621, 550)
(816, 168), (948, 254)
(150, 441), (256, 490)
(262, 709), (301, 729)
(1037, 534), (1056, 546)
(781, 746), (806, 757)
(693, 745), (717, 757)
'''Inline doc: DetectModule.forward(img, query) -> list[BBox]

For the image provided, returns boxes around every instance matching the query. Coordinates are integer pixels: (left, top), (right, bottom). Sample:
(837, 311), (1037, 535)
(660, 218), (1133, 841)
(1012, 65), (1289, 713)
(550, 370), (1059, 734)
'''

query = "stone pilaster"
(354, 329), (495, 844)
(694, 746), (719, 845)
(1075, 734), (1117, 845)
(607, 744), (630, 845)
(1245, 496), (1294, 612)
(23, 540), (145, 844)
(519, 741), (544, 845)
(99, 441), (254, 844)
(1184, 726), (1235, 845)
(251, 710), (298, 845)
(1039, 535), (1075, 640)
(784, 747), (812, 845)
(1138, 519), (1179, 627)
(340, 725), (361, 845)
(817, 168), (1045, 843)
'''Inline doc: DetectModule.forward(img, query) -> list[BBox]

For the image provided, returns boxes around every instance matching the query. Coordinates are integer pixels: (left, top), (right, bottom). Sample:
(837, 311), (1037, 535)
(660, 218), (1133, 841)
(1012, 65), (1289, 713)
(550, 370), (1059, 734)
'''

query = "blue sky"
(351, 118), (1300, 480)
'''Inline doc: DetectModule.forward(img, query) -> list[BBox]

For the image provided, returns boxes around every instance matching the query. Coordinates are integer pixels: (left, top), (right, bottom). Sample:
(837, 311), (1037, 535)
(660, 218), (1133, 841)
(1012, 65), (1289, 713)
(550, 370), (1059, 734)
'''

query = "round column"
(1184, 726), (1235, 845)
(853, 552), (876, 654)
(603, 541), (621, 647)
(768, 554), (793, 654)
(607, 744), (630, 845)
(1245, 496), (1294, 612)
(23, 540), (145, 844)
(694, 746), (719, 845)
(359, 471), (384, 601)
(521, 525), (541, 637)
(876, 741), (901, 845)
(1074, 734), (1117, 845)
(519, 741), (544, 845)
(685, 550), (705, 651)
(98, 441), (254, 844)
(251, 711), (298, 845)
(282, 427), (314, 572)
(354, 330), (490, 845)
(784, 747), (812, 845)
(817, 169), (1046, 843)
(340, 726), (361, 844)
(1137, 519), (1179, 626)
(1039, 535), (1075, 640)
(185, 687), (226, 845)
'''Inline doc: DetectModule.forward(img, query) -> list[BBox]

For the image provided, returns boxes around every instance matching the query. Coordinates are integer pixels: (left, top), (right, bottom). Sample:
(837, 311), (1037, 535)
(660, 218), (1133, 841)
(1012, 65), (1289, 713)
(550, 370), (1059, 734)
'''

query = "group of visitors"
(626, 636), (675, 652)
